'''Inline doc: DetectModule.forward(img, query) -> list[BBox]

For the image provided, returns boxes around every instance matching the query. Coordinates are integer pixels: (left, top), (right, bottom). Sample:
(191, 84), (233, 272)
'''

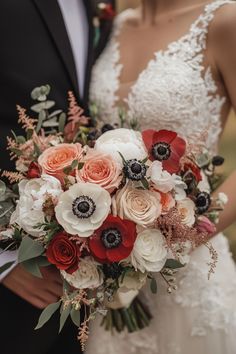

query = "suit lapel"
(32, 0), (80, 100)
(83, 0), (95, 104)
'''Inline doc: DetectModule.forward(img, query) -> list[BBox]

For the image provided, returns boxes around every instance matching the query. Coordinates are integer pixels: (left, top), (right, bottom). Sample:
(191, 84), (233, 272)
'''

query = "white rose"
(61, 257), (103, 289)
(148, 161), (179, 193)
(112, 183), (162, 227)
(95, 128), (147, 164)
(177, 198), (195, 227)
(55, 182), (111, 237)
(10, 175), (62, 237)
(130, 229), (168, 273)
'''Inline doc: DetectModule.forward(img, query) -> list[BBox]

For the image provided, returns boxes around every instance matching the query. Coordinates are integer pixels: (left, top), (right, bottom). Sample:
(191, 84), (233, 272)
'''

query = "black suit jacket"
(0, 0), (114, 170)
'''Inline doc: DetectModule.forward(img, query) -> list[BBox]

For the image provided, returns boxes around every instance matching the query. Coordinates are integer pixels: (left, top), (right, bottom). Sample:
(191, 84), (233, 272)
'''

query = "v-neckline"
(112, 0), (223, 105)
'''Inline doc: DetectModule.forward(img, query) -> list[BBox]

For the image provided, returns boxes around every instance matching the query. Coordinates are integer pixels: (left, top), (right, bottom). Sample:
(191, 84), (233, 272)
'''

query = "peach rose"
(77, 150), (123, 193)
(38, 143), (83, 180)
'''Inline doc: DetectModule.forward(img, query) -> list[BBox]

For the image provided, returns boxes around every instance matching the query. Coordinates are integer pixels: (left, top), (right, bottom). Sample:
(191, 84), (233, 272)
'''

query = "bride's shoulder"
(113, 8), (140, 31)
(209, 2), (236, 69)
(209, 2), (236, 41)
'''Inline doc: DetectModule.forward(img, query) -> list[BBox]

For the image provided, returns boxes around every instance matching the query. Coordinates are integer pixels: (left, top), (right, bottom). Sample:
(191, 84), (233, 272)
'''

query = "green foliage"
(164, 259), (185, 269)
(150, 277), (158, 294)
(18, 236), (44, 263)
(35, 301), (61, 330)
(59, 304), (72, 333)
(70, 308), (81, 327)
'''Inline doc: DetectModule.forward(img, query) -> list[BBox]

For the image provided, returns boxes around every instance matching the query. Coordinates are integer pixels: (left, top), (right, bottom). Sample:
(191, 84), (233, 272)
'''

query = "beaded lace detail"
(88, 2), (236, 354)
(90, 0), (234, 154)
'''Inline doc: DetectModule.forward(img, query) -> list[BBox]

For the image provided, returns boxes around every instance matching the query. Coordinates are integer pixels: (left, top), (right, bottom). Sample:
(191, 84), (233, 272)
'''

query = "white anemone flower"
(55, 182), (111, 237)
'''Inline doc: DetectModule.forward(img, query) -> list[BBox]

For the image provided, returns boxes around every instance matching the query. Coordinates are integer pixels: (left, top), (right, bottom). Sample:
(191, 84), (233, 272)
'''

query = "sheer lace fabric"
(87, 1), (236, 353)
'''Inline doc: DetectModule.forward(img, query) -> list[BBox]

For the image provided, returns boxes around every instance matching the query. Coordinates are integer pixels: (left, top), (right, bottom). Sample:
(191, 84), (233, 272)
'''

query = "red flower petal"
(89, 234), (107, 260)
(106, 245), (132, 262)
(142, 130), (155, 151)
(154, 130), (177, 144)
(171, 136), (186, 158)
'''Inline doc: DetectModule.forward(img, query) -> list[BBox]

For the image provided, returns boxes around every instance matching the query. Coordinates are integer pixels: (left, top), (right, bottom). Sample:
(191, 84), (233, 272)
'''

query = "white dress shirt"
(58, 0), (89, 97)
(0, 0), (89, 282)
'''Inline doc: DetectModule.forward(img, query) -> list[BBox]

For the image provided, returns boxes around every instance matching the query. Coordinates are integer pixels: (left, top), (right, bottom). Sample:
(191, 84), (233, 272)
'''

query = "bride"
(87, 0), (236, 353)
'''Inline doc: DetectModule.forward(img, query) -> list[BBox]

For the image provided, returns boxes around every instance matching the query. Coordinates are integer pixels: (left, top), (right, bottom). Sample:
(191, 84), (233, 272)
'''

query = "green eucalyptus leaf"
(150, 277), (158, 294)
(0, 261), (15, 275)
(78, 162), (84, 170)
(71, 159), (78, 170)
(0, 181), (6, 198)
(70, 308), (81, 327)
(164, 259), (185, 269)
(49, 109), (63, 118)
(36, 110), (47, 133)
(31, 101), (55, 113)
(141, 178), (149, 190)
(16, 136), (26, 144)
(18, 236), (44, 263)
(59, 304), (72, 333)
(33, 142), (41, 157)
(10, 148), (23, 156)
(22, 258), (42, 278)
(59, 113), (67, 133)
(35, 301), (61, 330)
(27, 129), (34, 140)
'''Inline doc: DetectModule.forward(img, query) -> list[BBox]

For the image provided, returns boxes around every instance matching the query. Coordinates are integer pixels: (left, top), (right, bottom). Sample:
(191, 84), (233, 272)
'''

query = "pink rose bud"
(197, 216), (216, 235)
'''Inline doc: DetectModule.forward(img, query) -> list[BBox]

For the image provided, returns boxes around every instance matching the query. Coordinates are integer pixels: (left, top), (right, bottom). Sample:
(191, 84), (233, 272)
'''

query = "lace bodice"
(90, 0), (235, 154)
(87, 2), (236, 354)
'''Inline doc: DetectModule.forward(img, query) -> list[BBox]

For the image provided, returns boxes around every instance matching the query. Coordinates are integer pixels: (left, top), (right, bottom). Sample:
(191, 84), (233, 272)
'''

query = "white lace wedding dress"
(86, 1), (236, 353)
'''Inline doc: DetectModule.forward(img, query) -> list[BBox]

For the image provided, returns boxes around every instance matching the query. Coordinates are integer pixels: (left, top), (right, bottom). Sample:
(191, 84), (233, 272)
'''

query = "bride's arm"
(210, 7), (236, 234)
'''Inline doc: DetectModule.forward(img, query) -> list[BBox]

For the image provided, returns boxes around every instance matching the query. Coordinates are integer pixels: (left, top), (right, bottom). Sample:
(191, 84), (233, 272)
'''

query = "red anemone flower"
(89, 215), (137, 263)
(182, 161), (202, 183)
(142, 129), (186, 174)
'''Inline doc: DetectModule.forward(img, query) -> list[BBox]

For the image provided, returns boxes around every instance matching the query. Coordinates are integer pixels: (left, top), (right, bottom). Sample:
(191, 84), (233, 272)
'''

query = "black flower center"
(152, 142), (171, 161)
(72, 196), (96, 219)
(103, 263), (123, 279)
(123, 159), (147, 181)
(195, 192), (211, 214)
(101, 228), (122, 249)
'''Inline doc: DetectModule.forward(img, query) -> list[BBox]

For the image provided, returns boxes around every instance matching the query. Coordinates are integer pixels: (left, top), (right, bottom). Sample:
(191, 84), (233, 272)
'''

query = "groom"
(0, 1), (115, 353)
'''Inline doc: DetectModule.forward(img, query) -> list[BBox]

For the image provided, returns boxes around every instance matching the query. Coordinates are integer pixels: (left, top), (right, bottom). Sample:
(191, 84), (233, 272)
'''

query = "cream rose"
(55, 182), (111, 237)
(77, 150), (122, 193)
(38, 143), (84, 180)
(95, 128), (147, 164)
(10, 175), (62, 237)
(177, 198), (196, 227)
(61, 257), (103, 289)
(112, 183), (162, 227)
(130, 229), (168, 273)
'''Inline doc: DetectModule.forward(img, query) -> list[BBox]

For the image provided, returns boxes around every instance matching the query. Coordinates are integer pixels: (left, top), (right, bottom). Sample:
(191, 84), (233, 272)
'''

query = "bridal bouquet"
(0, 86), (227, 350)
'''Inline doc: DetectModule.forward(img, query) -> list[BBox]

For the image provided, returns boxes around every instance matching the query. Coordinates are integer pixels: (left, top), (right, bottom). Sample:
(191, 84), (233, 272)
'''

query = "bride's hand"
(2, 264), (63, 309)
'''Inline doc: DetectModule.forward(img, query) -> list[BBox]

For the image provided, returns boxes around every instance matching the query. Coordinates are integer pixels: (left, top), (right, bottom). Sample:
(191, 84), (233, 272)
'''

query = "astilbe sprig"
(1, 171), (24, 183)
(156, 207), (209, 250)
(16, 105), (37, 131)
(67, 91), (89, 128)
